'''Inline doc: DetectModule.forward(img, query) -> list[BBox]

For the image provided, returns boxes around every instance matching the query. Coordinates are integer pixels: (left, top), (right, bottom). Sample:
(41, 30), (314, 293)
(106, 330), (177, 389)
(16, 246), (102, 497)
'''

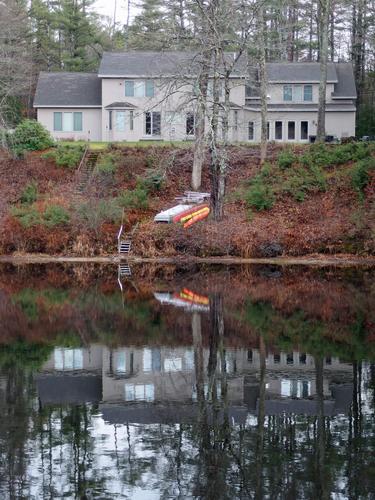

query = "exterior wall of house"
(101, 77), (246, 142)
(35, 76), (355, 144)
(240, 110), (356, 142)
(267, 83), (336, 103)
(37, 108), (102, 141)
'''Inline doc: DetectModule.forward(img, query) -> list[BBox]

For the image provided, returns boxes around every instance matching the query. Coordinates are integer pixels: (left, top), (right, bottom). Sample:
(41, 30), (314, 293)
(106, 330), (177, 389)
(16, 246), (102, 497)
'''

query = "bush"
(43, 144), (85, 168)
(11, 119), (53, 156)
(281, 164), (326, 202)
(43, 205), (70, 227)
(20, 182), (38, 205)
(11, 204), (69, 228)
(74, 198), (122, 231)
(245, 176), (275, 211)
(11, 206), (42, 227)
(95, 152), (120, 175)
(119, 182), (149, 210)
(351, 157), (375, 199)
(277, 150), (296, 170)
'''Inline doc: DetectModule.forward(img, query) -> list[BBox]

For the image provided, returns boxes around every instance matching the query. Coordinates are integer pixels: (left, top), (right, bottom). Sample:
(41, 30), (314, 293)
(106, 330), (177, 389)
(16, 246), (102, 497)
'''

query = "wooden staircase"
(75, 149), (99, 194)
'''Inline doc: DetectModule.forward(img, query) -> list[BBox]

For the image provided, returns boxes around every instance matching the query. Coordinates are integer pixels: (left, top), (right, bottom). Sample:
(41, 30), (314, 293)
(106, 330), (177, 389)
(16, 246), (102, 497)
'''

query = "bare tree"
(258, 2), (268, 164)
(0, 0), (32, 129)
(316, 0), (331, 141)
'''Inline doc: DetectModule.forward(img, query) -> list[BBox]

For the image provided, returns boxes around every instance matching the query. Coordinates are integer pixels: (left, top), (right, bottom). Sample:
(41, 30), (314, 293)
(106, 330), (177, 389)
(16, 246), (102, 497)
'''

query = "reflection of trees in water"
(0, 290), (375, 497)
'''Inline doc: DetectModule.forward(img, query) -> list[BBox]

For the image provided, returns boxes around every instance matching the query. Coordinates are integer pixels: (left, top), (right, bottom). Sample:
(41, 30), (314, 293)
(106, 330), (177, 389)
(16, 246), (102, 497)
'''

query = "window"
(54, 112), (82, 132)
(247, 349), (253, 362)
(304, 85), (313, 101)
(281, 379), (311, 398)
(186, 112), (195, 135)
(288, 121), (295, 140)
(267, 122), (270, 140)
(234, 110), (238, 131)
(116, 352), (126, 373)
(125, 383), (154, 402)
(283, 84), (314, 102)
(286, 352), (294, 365)
(125, 81), (134, 97)
(115, 111), (126, 132)
(54, 348), (83, 370)
(294, 85), (303, 101)
(283, 85), (292, 101)
(207, 80), (223, 97)
(164, 357), (183, 372)
(301, 121), (308, 140)
(275, 121), (283, 140)
(129, 110), (134, 130)
(143, 348), (152, 372)
(248, 121), (254, 141)
(299, 353), (307, 365)
(108, 110), (113, 131)
(145, 111), (161, 135)
(274, 353), (281, 364)
(125, 80), (154, 97)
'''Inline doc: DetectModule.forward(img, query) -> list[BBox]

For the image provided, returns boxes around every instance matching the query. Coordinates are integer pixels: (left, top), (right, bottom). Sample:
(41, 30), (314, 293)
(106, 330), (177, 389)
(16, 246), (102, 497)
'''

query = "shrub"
(43, 205), (70, 227)
(245, 176), (275, 211)
(139, 169), (165, 191)
(281, 164), (326, 202)
(11, 204), (69, 228)
(11, 206), (42, 227)
(74, 198), (122, 231)
(351, 157), (375, 199)
(119, 182), (149, 210)
(11, 119), (53, 155)
(95, 152), (120, 175)
(20, 182), (38, 205)
(43, 144), (85, 168)
(277, 150), (296, 170)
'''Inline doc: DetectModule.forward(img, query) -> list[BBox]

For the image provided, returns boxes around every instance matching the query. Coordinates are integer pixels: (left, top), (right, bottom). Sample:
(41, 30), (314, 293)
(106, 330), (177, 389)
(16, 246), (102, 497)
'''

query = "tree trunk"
(258, 4), (268, 164)
(316, 0), (330, 142)
(209, 47), (226, 221)
(192, 50), (210, 191)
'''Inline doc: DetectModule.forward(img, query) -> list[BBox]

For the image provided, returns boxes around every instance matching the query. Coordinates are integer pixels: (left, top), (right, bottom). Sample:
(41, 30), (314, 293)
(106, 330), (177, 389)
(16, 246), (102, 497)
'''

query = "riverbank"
(1, 253), (375, 267)
(0, 142), (374, 258)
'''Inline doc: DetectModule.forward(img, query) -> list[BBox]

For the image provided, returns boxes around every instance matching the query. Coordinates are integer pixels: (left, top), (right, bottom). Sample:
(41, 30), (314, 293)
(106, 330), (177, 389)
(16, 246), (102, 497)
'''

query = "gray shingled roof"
(332, 63), (357, 97)
(247, 62), (356, 99)
(266, 62), (338, 82)
(34, 72), (101, 107)
(105, 101), (137, 109)
(98, 51), (247, 77)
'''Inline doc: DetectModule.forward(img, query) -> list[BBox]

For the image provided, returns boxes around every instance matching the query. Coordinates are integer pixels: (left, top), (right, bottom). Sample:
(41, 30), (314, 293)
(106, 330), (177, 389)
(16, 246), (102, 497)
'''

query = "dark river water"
(0, 263), (374, 499)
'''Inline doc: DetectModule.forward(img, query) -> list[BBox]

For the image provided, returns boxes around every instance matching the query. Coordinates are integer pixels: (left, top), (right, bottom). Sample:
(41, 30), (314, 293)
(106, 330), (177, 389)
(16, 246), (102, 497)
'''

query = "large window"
(115, 111), (126, 132)
(54, 348), (83, 370)
(283, 84), (313, 102)
(186, 112), (195, 135)
(125, 383), (155, 402)
(300, 121), (309, 140)
(275, 121), (283, 140)
(54, 112), (82, 132)
(288, 121), (295, 140)
(145, 111), (161, 135)
(125, 80), (154, 97)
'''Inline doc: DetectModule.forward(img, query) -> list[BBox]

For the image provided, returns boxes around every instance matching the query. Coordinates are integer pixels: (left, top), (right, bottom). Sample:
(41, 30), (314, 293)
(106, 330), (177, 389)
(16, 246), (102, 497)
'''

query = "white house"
(34, 51), (357, 143)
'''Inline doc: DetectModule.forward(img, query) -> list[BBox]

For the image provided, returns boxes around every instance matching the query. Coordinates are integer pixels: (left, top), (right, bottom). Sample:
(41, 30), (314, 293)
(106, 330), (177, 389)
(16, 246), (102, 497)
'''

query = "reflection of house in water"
(36, 346), (102, 405)
(36, 345), (354, 420)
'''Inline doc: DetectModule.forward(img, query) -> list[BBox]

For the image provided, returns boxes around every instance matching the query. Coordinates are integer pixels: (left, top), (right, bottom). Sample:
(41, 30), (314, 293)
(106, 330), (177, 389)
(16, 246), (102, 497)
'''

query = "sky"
(94, 0), (138, 25)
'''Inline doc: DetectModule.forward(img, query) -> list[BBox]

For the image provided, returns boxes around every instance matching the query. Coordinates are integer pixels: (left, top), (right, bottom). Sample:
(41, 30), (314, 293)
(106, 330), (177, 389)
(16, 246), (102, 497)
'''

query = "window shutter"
(54, 112), (62, 131)
(73, 112), (83, 131)
(145, 80), (154, 97)
(125, 81), (134, 97)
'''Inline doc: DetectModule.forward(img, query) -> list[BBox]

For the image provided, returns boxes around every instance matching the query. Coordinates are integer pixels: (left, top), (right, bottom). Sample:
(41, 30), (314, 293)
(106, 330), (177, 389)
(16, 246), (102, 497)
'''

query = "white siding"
(37, 108), (102, 141)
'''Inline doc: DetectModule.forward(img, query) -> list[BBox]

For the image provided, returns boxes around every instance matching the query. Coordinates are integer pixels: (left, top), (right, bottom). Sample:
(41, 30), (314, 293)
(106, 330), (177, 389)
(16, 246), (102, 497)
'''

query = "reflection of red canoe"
(172, 204), (208, 223)
(183, 209), (209, 228)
